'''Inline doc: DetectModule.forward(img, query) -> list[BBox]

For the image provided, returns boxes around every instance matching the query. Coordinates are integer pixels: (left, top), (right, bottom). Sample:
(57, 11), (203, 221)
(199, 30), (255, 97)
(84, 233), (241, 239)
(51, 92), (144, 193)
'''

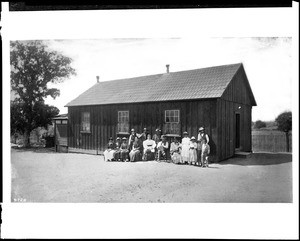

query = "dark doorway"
(235, 113), (240, 149)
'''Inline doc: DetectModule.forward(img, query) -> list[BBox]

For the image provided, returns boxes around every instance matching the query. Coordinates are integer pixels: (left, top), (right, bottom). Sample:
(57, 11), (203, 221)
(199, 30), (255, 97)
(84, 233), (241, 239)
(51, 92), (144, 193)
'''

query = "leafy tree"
(254, 120), (267, 129)
(10, 40), (76, 147)
(275, 111), (292, 152)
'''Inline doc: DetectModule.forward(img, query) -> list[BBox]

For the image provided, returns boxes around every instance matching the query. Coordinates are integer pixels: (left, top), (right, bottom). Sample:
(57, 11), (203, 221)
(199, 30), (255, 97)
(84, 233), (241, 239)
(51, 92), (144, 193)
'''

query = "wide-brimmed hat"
(183, 131), (188, 135)
(199, 127), (205, 132)
(191, 136), (196, 140)
(155, 128), (161, 132)
(160, 135), (166, 139)
(122, 137), (127, 140)
(116, 137), (121, 140)
(131, 128), (135, 132)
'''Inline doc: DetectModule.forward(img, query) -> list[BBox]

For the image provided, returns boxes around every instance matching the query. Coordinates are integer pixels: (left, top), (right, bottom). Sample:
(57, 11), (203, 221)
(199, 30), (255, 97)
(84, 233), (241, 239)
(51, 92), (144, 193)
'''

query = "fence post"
(273, 133), (275, 152)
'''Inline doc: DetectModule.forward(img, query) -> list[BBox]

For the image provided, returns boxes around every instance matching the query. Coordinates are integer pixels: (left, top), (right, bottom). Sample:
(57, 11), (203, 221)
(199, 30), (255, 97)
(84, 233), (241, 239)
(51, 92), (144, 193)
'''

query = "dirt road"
(11, 148), (292, 202)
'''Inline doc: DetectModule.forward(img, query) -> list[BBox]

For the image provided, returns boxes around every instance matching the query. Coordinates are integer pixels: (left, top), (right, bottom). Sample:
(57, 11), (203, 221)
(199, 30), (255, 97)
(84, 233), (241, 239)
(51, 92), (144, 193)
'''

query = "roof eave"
(65, 97), (221, 107)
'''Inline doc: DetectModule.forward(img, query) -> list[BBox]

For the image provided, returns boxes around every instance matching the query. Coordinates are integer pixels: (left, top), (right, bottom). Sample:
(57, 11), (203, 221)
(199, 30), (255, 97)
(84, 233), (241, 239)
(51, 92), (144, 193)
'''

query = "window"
(165, 110), (180, 123)
(81, 112), (90, 132)
(117, 111), (129, 133)
(62, 120), (68, 125)
(164, 110), (180, 134)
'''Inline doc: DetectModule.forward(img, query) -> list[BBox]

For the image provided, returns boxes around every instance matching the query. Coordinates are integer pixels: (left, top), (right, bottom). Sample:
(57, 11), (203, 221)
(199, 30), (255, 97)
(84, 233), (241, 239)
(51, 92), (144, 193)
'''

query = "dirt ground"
(11, 147), (292, 203)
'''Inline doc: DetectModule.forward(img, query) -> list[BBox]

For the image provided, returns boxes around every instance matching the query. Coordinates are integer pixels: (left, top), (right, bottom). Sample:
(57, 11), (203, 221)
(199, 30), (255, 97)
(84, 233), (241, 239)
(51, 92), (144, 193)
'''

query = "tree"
(254, 120), (267, 129)
(275, 111), (292, 152)
(10, 40), (76, 147)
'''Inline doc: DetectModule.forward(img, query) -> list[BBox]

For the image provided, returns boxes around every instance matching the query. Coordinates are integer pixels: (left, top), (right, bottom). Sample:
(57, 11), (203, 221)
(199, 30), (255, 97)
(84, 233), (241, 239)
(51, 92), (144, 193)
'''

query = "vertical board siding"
(68, 86), (253, 162)
(68, 100), (218, 158)
(216, 99), (252, 161)
(222, 66), (254, 106)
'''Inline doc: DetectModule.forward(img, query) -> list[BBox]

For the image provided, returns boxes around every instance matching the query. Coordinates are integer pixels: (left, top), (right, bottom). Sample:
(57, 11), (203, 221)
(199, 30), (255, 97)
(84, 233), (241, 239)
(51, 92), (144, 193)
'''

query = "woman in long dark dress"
(113, 137), (121, 161)
(129, 136), (142, 162)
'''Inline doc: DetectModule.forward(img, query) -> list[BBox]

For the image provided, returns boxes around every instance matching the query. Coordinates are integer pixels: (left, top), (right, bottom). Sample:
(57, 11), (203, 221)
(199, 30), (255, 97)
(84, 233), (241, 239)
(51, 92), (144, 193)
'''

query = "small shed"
(53, 114), (68, 153)
(65, 63), (257, 162)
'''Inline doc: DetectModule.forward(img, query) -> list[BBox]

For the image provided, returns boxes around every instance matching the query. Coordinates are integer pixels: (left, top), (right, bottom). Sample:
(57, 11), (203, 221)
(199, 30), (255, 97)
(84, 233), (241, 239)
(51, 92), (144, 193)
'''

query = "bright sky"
(44, 37), (292, 122)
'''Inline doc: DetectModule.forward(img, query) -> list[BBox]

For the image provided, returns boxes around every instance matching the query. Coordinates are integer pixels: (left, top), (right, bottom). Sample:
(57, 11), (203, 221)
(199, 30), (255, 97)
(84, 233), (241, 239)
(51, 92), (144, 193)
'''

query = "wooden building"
(53, 114), (68, 152)
(65, 63), (256, 162)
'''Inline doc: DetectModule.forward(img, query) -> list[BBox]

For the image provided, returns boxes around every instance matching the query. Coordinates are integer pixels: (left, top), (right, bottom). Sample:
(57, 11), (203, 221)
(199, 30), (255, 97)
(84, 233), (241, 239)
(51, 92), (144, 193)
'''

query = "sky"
(44, 37), (292, 122)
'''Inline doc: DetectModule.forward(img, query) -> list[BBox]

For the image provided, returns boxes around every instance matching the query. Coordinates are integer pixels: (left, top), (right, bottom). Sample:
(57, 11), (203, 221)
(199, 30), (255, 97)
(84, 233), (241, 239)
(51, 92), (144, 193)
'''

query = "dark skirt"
(120, 149), (129, 161)
(129, 150), (142, 162)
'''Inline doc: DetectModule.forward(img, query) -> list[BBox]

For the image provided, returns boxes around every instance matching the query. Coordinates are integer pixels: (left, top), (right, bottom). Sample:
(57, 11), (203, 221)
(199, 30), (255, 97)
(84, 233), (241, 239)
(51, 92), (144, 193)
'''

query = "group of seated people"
(103, 127), (210, 167)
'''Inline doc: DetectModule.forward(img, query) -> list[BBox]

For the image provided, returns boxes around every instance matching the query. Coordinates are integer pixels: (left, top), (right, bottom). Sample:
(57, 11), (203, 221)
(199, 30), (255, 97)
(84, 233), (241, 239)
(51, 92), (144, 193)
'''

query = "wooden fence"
(252, 130), (292, 153)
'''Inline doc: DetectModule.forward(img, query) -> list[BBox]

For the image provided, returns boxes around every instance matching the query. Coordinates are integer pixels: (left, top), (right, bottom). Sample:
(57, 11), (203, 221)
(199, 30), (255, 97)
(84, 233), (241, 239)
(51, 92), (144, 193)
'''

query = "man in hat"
(128, 128), (136, 152)
(104, 137), (116, 162)
(157, 135), (169, 161)
(139, 128), (148, 154)
(120, 137), (129, 162)
(140, 128), (148, 142)
(197, 127), (210, 166)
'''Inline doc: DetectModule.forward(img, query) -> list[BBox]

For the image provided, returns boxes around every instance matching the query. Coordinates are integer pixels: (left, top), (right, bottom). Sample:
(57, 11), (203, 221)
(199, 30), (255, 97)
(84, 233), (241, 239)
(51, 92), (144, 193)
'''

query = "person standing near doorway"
(197, 127), (209, 166)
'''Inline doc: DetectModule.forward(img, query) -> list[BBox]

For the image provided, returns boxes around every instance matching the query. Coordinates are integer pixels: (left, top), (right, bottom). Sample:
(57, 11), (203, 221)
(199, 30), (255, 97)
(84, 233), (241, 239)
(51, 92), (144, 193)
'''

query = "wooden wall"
(68, 99), (218, 158)
(68, 66), (254, 162)
(216, 99), (252, 161)
(67, 66), (255, 161)
(215, 66), (254, 161)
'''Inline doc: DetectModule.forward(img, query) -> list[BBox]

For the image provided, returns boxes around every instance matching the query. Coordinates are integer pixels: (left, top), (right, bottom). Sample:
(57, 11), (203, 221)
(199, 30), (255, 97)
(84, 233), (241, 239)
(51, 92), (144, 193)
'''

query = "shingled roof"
(66, 63), (249, 107)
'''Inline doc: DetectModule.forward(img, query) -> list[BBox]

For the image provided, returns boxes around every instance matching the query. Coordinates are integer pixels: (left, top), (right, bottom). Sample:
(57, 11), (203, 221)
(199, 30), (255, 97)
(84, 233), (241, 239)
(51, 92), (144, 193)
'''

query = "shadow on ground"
(11, 145), (56, 154)
(219, 153), (292, 166)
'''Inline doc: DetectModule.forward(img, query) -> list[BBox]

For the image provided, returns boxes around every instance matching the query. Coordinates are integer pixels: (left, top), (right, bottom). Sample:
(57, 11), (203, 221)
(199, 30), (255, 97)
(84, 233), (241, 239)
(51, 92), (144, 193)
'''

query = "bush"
(45, 136), (55, 147)
(254, 120), (267, 129)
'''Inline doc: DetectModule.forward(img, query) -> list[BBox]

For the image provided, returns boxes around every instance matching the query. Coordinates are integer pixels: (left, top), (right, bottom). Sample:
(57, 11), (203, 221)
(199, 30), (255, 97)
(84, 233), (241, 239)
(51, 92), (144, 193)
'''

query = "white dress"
(181, 137), (190, 163)
(104, 149), (115, 161)
(189, 142), (197, 164)
(143, 139), (156, 154)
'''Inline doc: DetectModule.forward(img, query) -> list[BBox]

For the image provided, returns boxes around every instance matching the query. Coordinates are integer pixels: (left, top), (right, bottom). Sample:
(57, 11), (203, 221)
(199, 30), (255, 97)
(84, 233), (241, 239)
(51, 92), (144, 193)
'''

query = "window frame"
(165, 109), (180, 124)
(81, 112), (91, 133)
(117, 110), (130, 134)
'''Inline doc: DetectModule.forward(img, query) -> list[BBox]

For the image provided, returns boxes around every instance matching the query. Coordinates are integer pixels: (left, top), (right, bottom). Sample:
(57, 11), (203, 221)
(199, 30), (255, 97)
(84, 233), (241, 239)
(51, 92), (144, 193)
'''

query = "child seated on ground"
(120, 137), (129, 162)
(201, 138), (210, 167)
(103, 137), (115, 162)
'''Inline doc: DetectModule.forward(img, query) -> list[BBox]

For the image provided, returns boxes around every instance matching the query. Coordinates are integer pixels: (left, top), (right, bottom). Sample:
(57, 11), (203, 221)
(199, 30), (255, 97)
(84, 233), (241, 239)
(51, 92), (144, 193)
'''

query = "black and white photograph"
(10, 37), (293, 203)
(2, 2), (299, 239)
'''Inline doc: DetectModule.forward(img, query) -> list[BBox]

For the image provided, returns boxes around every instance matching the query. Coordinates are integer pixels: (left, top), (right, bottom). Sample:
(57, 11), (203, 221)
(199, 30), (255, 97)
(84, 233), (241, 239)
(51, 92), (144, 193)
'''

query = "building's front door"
(235, 113), (240, 149)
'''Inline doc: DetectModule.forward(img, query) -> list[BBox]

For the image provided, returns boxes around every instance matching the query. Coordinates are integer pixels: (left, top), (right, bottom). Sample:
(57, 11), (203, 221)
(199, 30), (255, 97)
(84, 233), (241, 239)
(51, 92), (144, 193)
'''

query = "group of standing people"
(103, 127), (210, 167)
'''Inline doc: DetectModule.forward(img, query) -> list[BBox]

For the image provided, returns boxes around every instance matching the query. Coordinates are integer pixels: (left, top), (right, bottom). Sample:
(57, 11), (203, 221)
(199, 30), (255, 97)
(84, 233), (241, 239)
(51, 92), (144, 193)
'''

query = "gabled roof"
(66, 63), (253, 107)
(52, 114), (68, 120)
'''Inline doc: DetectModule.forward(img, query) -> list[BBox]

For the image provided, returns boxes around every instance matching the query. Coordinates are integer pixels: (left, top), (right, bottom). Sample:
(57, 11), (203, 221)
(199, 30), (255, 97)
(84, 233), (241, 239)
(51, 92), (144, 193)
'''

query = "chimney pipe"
(166, 64), (170, 73)
(96, 76), (100, 83)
